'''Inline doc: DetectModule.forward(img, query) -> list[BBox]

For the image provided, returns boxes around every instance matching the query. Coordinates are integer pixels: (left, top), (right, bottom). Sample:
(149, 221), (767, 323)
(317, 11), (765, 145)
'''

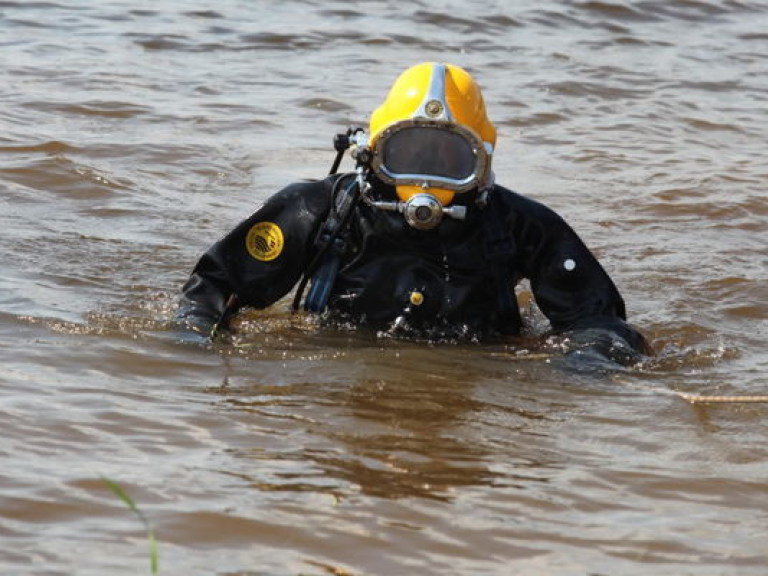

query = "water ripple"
(2, 1), (768, 574)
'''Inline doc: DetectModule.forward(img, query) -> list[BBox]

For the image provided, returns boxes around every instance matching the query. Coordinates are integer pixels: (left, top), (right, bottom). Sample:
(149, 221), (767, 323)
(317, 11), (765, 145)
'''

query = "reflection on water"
(211, 351), (562, 501)
(2, 0), (768, 574)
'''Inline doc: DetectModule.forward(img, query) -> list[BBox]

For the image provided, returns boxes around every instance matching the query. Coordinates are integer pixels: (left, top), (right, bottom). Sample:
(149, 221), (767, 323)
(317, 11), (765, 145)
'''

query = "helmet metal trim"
(417, 63), (452, 121)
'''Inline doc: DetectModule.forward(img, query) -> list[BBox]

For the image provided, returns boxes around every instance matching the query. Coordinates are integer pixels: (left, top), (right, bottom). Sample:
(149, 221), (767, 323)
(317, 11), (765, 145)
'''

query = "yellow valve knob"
(409, 291), (424, 306)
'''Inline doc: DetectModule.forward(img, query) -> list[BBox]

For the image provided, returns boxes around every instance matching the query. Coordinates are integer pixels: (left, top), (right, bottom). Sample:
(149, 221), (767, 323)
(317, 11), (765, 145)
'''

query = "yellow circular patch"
(245, 221), (284, 262)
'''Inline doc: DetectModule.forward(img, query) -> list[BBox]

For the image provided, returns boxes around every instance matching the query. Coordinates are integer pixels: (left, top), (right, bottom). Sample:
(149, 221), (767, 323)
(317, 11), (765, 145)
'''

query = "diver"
(174, 62), (650, 364)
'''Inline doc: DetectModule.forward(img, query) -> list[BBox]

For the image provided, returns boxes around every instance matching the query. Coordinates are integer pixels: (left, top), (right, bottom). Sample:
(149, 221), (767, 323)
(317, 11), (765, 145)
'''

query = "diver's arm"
(510, 193), (650, 364)
(173, 179), (333, 341)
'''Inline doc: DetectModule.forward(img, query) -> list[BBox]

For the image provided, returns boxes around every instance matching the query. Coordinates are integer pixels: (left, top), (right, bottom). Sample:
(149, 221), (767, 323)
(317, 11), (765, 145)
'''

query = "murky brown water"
(1, 1), (767, 574)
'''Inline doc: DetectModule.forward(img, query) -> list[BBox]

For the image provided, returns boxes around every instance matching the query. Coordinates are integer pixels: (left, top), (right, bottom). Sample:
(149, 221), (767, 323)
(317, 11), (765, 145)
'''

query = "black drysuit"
(177, 174), (648, 360)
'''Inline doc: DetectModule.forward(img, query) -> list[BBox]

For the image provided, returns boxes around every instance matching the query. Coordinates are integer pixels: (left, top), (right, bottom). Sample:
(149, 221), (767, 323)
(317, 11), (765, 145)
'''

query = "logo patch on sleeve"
(245, 221), (284, 262)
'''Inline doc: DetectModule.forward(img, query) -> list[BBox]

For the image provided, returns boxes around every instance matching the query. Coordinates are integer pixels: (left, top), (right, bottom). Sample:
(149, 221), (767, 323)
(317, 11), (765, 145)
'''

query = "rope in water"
(496, 353), (768, 404)
(616, 381), (768, 404)
(662, 390), (768, 404)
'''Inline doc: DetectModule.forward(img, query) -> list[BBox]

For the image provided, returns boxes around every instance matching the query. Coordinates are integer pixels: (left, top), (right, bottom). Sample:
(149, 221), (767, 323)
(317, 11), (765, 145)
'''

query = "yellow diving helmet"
(368, 62), (497, 211)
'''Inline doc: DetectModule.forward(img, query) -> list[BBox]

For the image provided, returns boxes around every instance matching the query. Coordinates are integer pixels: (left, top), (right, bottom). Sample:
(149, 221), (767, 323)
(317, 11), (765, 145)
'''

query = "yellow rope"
(672, 391), (768, 404)
(490, 353), (768, 404)
(627, 382), (768, 404)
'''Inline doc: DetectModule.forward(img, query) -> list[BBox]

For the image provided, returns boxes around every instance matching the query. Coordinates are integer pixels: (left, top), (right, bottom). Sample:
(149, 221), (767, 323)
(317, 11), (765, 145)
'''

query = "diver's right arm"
(173, 179), (334, 341)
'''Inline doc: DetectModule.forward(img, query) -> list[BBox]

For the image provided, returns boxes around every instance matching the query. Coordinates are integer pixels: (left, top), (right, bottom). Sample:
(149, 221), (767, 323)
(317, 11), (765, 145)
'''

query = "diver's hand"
(161, 314), (220, 346)
(566, 328), (643, 366)
(560, 327), (646, 369)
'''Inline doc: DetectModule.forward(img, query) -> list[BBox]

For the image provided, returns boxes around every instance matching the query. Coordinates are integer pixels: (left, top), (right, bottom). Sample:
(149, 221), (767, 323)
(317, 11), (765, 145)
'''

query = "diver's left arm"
(510, 193), (651, 365)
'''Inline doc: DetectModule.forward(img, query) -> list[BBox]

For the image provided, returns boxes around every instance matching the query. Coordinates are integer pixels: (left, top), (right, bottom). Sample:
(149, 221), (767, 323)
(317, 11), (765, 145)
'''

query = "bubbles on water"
(639, 323), (741, 373)
(637, 342), (739, 378)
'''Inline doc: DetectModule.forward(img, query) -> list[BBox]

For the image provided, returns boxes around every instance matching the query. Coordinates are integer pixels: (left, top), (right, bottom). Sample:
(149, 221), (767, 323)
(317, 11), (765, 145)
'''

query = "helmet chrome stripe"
(415, 63), (453, 122)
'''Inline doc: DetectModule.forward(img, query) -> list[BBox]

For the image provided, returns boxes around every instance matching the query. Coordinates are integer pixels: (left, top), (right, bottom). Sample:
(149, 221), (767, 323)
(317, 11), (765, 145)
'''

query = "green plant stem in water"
(101, 477), (159, 575)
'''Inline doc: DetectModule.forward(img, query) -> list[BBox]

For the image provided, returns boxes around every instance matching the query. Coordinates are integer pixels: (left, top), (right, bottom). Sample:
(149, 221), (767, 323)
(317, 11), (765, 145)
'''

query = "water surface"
(1, 1), (767, 574)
